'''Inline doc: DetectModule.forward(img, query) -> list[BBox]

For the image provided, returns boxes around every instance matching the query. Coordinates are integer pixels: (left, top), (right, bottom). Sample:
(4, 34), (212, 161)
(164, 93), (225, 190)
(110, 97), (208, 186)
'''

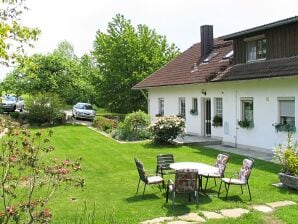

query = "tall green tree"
(0, 0), (40, 65)
(2, 41), (99, 104)
(93, 14), (179, 113)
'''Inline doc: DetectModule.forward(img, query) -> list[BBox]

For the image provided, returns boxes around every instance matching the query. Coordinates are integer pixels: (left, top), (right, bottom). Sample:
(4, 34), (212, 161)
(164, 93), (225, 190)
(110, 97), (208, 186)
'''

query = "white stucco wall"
(147, 76), (298, 152)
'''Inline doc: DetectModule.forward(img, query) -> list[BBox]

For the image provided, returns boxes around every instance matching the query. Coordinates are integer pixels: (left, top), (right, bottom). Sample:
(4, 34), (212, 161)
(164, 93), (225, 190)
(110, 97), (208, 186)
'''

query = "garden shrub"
(25, 93), (64, 125)
(148, 115), (185, 144)
(93, 116), (118, 133)
(112, 110), (150, 141)
(274, 132), (298, 176)
(10, 111), (20, 119)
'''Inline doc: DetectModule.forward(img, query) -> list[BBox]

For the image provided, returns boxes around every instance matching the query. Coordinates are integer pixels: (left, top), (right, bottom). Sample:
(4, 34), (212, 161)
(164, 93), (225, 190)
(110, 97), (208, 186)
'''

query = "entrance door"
(203, 98), (211, 136)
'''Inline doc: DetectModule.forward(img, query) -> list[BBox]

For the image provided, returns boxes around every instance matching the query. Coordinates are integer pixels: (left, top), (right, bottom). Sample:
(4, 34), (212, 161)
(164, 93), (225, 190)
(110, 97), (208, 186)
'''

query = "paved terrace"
(174, 135), (274, 162)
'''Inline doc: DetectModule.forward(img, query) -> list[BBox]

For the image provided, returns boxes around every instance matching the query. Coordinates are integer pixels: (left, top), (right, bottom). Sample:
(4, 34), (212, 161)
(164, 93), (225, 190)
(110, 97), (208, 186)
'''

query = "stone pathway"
(140, 200), (297, 223)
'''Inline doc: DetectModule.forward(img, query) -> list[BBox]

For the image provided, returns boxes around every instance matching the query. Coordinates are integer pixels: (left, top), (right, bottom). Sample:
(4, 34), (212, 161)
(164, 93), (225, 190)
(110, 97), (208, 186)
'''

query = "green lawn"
(38, 125), (297, 223)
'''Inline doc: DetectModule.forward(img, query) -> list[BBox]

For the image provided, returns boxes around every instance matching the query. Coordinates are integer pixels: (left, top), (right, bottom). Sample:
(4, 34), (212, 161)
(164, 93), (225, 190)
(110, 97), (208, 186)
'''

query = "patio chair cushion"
(221, 177), (246, 185)
(147, 175), (164, 184)
(239, 159), (254, 183)
(215, 154), (229, 176)
(200, 171), (221, 178)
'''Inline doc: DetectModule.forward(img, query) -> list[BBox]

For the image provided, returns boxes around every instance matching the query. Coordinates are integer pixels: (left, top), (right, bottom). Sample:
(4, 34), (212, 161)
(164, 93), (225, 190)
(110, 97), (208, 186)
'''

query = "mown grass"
(32, 125), (297, 223)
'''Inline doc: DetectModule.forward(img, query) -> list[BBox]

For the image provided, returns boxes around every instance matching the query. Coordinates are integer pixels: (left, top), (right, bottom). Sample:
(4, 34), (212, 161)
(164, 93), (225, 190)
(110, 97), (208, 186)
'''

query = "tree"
(93, 14), (179, 113)
(1, 42), (100, 105)
(0, 117), (84, 223)
(53, 40), (76, 59)
(0, 0), (40, 65)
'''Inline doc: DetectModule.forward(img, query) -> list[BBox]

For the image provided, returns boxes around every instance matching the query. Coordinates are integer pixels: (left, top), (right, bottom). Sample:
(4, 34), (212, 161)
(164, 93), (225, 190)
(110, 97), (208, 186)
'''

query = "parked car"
(0, 95), (25, 112)
(72, 102), (96, 120)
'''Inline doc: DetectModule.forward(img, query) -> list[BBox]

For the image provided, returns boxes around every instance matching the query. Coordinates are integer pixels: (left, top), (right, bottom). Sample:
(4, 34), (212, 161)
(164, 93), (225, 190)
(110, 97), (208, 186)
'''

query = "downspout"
(139, 89), (149, 114)
(140, 89), (148, 101)
(235, 89), (238, 148)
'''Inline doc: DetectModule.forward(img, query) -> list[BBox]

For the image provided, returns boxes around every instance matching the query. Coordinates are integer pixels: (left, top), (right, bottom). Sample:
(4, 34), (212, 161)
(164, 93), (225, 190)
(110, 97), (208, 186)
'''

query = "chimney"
(200, 25), (214, 59)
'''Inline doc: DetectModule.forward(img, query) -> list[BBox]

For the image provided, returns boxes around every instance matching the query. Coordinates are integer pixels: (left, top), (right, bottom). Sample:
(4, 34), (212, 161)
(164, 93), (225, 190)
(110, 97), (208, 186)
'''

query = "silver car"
(1, 95), (25, 112)
(72, 102), (96, 120)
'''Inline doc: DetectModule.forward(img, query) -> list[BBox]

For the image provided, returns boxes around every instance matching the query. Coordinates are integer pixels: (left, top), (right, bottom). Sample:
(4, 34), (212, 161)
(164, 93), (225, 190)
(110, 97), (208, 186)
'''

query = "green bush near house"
(112, 110), (150, 141)
(93, 116), (118, 133)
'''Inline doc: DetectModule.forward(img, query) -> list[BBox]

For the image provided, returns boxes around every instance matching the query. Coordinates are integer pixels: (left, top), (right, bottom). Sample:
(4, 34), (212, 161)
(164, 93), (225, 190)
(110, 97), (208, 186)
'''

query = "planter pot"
(279, 172), (298, 190)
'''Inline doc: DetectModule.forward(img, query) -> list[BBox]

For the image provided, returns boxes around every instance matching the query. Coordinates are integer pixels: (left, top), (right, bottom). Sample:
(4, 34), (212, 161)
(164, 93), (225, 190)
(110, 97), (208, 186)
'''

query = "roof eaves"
(222, 16), (298, 40)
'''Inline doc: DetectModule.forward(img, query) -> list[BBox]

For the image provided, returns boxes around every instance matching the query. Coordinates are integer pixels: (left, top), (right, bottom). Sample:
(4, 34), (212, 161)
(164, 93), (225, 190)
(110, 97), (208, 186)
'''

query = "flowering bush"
(148, 115), (185, 144)
(0, 117), (84, 223)
(273, 132), (298, 176)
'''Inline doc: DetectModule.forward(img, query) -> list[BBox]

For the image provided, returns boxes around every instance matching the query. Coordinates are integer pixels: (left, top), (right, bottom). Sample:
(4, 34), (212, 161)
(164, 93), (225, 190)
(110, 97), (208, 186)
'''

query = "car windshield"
(75, 104), (93, 110)
(3, 95), (16, 101)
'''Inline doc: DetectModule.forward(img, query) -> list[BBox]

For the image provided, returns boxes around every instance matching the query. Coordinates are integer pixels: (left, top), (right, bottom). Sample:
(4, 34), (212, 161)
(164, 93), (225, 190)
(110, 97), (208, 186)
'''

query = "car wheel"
(13, 105), (16, 112)
(20, 106), (24, 112)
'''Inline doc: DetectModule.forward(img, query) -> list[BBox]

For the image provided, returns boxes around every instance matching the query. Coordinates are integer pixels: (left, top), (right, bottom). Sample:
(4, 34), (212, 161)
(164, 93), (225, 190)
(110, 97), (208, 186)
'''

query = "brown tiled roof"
(132, 39), (233, 89)
(213, 56), (298, 82)
(222, 16), (298, 40)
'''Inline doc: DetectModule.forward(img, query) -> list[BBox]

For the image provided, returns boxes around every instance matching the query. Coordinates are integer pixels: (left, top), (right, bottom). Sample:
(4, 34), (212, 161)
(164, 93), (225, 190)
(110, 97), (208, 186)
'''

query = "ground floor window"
(190, 97), (198, 115)
(213, 98), (223, 127)
(279, 98), (295, 126)
(214, 98), (223, 117)
(239, 97), (254, 128)
(158, 98), (164, 116)
(178, 97), (186, 118)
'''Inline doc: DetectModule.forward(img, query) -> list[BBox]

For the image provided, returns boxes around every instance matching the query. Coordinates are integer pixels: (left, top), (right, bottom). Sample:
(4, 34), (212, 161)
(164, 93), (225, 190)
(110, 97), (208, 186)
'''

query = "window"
(190, 98), (198, 115)
(241, 98), (253, 124)
(247, 38), (266, 62)
(158, 98), (164, 116)
(203, 52), (218, 63)
(178, 97), (186, 118)
(214, 98), (223, 117)
(279, 99), (295, 126)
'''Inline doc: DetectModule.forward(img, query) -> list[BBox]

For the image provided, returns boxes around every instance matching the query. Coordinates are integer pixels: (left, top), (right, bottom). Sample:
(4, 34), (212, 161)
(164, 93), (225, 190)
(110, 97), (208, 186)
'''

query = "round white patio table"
(169, 162), (219, 175)
(170, 162), (220, 191)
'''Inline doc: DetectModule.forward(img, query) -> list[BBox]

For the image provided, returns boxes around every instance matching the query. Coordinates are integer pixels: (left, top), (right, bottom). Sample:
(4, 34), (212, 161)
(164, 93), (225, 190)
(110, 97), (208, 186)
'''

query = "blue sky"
(1, 0), (297, 79)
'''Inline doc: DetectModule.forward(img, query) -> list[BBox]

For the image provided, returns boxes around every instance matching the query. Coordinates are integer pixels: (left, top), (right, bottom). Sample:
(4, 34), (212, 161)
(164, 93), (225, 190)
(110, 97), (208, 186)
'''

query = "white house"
(133, 16), (298, 153)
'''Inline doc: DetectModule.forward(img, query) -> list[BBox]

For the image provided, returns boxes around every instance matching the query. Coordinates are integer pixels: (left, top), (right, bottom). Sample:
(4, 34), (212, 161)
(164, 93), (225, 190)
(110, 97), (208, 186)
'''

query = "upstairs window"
(158, 98), (164, 116)
(246, 38), (266, 62)
(178, 97), (186, 118)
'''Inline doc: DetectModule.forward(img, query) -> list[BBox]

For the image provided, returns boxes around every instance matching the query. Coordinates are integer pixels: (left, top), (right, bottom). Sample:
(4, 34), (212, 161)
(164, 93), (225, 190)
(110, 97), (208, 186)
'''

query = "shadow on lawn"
(125, 193), (160, 203)
(141, 142), (183, 150)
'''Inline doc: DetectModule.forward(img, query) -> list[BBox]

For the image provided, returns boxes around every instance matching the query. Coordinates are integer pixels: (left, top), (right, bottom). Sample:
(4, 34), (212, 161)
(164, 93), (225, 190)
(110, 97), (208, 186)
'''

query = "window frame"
(214, 97), (223, 118)
(191, 97), (198, 115)
(278, 98), (295, 126)
(158, 98), (164, 116)
(246, 37), (266, 62)
(240, 97), (254, 126)
(178, 97), (186, 118)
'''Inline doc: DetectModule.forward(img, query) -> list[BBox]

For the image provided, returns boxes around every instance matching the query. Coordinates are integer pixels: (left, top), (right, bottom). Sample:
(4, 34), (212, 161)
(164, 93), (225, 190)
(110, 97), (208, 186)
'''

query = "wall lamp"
(201, 90), (207, 95)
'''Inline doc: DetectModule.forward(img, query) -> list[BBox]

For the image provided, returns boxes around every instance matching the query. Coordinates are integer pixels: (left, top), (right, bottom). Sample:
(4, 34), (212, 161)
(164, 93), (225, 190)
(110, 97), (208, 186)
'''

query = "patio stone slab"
(140, 216), (174, 224)
(178, 213), (206, 222)
(201, 211), (224, 219)
(252, 205), (274, 213)
(220, 208), (249, 218)
(266, 200), (297, 208)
